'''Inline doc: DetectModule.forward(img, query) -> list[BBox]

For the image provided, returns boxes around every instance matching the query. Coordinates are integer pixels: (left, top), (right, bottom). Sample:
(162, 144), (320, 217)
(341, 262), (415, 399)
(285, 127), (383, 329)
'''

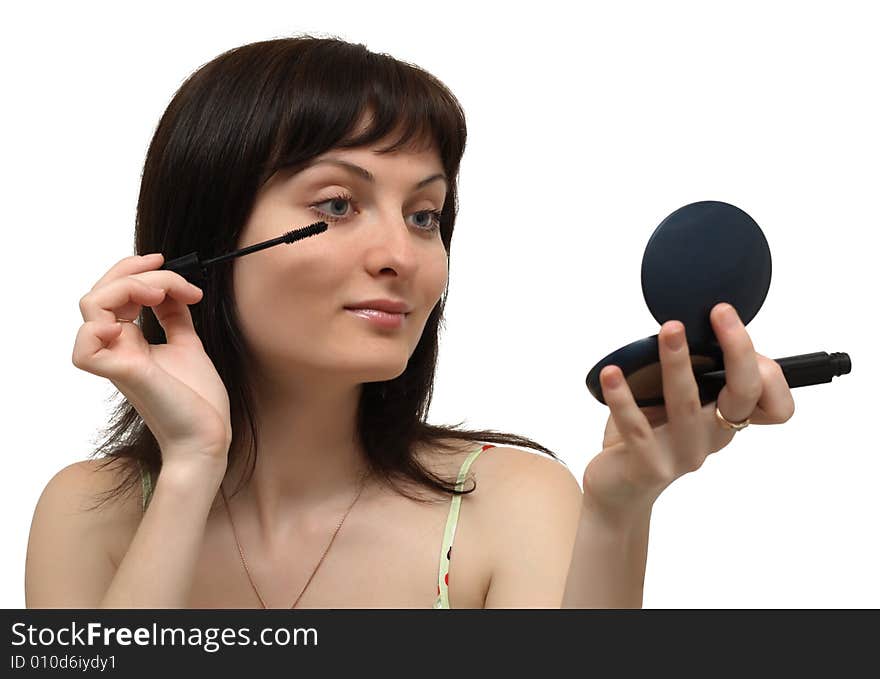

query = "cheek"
(425, 252), (449, 304)
(231, 256), (328, 344)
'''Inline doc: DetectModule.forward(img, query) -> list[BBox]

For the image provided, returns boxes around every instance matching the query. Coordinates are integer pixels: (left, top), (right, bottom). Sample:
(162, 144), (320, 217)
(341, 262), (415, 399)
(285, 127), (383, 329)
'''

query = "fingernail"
(667, 329), (684, 350)
(720, 304), (740, 329)
(604, 367), (622, 387)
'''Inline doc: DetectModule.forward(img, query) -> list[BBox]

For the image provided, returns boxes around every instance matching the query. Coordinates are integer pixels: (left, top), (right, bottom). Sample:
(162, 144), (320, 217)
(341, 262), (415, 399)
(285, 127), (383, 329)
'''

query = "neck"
(221, 372), (372, 542)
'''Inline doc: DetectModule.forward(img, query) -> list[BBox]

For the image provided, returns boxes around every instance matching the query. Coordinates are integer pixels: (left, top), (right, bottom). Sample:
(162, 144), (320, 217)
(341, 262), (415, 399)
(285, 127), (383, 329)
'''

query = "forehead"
(311, 141), (442, 169)
(292, 135), (447, 193)
(263, 148), (446, 199)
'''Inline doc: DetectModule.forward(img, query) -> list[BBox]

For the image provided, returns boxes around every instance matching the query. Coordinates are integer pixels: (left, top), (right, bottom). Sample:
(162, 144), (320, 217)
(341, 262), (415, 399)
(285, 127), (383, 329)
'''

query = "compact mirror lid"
(640, 200), (771, 347)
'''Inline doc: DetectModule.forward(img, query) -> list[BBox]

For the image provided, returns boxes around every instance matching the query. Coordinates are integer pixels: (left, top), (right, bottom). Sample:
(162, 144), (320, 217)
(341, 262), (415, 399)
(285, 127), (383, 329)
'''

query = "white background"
(3, 0), (877, 608)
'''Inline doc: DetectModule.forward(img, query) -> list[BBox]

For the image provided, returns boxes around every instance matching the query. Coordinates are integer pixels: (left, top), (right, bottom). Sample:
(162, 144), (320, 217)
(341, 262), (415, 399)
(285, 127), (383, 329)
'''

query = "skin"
(221, 137), (451, 540)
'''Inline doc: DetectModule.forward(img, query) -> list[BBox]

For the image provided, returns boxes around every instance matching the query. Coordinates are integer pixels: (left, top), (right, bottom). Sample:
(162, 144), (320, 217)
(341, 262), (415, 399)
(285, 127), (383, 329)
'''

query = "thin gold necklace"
(220, 473), (369, 609)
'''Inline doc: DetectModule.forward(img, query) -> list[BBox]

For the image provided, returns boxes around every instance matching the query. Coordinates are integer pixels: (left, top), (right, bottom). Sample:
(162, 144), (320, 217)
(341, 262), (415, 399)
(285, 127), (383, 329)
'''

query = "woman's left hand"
(582, 302), (796, 521)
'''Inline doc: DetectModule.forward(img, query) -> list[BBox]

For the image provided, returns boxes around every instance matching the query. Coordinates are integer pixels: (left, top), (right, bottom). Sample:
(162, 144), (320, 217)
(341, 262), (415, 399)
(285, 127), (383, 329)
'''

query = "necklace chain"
(220, 473), (369, 609)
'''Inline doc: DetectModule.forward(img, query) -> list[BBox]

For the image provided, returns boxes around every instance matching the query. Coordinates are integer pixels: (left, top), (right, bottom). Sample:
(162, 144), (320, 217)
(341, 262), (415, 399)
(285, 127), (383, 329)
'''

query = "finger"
(90, 253), (165, 292)
(80, 273), (202, 324)
(600, 365), (654, 448)
(658, 320), (702, 421)
(711, 303), (762, 423)
(71, 319), (125, 373)
(134, 269), (200, 291)
(80, 277), (166, 324)
(752, 354), (796, 424)
(131, 270), (204, 344)
(152, 292), (203, 347)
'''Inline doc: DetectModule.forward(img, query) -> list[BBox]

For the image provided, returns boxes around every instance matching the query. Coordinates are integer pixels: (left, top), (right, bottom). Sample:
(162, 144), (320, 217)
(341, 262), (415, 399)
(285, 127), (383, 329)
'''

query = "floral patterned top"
(138, 443), (496, 609)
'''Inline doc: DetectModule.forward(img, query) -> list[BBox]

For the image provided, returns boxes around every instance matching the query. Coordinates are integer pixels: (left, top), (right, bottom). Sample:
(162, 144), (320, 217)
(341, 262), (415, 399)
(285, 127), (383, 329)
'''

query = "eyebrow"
(302, 158), (448, 191)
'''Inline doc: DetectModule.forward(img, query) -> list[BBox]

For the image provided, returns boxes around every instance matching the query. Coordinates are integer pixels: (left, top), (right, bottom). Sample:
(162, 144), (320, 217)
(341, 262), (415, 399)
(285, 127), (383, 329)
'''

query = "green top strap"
(138, 460), (153, 512)
(434, 444), (490, 609)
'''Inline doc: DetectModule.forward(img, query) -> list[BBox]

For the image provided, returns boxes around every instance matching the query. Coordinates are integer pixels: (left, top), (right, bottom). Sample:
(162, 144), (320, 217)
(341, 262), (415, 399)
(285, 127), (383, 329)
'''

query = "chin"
(362, 362), (409, 383)
(334, 353), (409, 383)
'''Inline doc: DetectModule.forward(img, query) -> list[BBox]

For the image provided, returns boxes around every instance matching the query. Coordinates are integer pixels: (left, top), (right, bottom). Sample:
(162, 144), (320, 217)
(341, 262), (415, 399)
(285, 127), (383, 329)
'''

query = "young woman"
(25, 35), (795, 609)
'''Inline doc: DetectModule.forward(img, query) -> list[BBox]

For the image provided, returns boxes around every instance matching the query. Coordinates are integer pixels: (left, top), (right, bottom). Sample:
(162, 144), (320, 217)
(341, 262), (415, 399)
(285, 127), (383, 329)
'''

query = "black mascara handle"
(159, 252), (208, 285)
(775, 352), (852, 387)
(696, 351), (852, 404)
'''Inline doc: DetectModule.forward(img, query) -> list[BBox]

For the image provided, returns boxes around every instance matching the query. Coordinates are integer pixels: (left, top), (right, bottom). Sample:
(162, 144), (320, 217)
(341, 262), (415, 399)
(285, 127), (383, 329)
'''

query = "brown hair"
(88, 34), (562, 510)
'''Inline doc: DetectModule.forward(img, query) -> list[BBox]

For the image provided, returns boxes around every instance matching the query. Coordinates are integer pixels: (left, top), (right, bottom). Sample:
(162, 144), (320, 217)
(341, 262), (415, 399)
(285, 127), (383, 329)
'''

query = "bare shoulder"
(30, 458), (144, 563)
(469, 445), (583, 514)
(38, 458), (142, 518)
(38, 459), (143, 564)
(26, 458), (141, 607)
(467, 446), (585, 608)
(414, 438), (582, 510)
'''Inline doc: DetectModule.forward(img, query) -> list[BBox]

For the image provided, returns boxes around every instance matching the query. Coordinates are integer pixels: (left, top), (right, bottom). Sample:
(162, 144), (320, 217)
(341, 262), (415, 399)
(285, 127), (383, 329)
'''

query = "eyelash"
(308, 192), (443, 232)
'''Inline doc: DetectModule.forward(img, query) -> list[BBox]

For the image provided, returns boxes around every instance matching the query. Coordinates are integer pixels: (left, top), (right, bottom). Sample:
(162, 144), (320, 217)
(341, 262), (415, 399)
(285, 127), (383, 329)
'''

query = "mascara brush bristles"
(282, 220), (329, 243)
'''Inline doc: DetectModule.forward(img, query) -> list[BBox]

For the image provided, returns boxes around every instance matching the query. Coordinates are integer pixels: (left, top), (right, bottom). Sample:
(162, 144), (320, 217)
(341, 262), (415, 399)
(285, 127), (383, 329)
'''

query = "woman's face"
(233, 139), (449, 389)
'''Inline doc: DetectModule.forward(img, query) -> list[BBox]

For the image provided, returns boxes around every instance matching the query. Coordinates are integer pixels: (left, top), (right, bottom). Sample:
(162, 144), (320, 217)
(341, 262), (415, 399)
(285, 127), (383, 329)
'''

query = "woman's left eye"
(308, 194), (442, 232)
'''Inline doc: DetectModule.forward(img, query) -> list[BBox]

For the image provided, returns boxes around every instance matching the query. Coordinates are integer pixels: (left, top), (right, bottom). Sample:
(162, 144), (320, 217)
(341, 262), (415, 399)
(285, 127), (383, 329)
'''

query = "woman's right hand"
(73, 253), (232, 476)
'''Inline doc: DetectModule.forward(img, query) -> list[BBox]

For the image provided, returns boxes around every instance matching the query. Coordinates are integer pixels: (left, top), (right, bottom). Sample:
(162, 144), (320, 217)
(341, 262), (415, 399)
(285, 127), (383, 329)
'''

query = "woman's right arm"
(26, 251), (236, 608)
(25, 457), (225, 609)
(100, 459), (226, 608)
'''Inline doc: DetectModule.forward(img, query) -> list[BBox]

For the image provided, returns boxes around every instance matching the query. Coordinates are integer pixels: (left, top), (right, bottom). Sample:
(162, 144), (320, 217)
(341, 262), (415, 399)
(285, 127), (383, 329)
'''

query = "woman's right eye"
(309, 193), (357, 222)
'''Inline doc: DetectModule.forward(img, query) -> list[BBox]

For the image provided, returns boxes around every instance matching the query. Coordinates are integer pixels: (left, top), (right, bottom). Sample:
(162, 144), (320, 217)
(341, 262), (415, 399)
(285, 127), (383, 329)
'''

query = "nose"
(361, 206), (420, 278)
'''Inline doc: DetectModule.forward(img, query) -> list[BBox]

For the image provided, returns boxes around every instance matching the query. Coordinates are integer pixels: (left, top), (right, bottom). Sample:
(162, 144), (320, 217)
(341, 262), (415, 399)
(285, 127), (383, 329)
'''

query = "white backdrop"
(3, 0), (877, 608)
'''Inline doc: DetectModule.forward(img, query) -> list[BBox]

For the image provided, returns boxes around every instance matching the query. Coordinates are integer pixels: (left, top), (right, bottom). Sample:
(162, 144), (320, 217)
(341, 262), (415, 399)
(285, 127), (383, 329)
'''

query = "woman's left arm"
(562, 302), (796, 608)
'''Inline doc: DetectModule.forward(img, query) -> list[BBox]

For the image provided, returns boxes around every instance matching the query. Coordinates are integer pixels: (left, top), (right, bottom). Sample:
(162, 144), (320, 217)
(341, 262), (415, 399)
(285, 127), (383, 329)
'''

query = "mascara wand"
(159, 221), (328, 284)
(696, 351), (852, 403)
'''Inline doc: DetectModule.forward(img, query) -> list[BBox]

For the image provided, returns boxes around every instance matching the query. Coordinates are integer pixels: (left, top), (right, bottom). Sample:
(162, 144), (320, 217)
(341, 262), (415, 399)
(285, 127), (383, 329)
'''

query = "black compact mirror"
(585, 200), (851, 407)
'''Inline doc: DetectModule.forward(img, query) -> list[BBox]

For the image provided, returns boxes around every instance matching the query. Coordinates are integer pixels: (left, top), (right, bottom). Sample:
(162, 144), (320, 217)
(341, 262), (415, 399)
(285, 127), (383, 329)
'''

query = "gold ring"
(715, 404), (750, 431)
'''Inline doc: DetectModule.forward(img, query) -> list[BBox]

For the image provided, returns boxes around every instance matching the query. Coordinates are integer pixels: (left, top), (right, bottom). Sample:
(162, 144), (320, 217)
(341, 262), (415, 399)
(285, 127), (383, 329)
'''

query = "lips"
(345, 307), (407, 329)
(343, 299), (412, 314)
(347, 308), (404, 318)
(346, 309), (409, 319)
